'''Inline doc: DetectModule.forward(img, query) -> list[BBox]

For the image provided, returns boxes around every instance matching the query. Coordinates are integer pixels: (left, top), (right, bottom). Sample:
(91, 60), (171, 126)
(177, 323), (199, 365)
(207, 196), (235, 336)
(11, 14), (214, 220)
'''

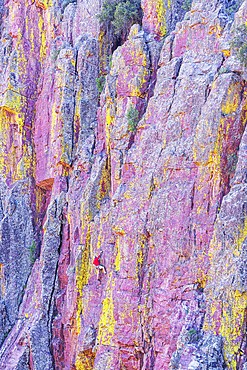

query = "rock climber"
(93, 250), (107, 277)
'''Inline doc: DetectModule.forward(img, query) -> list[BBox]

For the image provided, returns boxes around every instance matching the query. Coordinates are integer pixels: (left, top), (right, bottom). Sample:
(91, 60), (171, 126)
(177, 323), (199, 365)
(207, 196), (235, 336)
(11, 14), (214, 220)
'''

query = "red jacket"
(93, 254), (101, 266)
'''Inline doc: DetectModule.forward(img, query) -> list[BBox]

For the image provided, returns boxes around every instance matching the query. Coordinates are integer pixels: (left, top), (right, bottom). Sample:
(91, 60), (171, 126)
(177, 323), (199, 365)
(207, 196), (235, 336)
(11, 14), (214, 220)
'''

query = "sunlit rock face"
(1, 0), (247, 369)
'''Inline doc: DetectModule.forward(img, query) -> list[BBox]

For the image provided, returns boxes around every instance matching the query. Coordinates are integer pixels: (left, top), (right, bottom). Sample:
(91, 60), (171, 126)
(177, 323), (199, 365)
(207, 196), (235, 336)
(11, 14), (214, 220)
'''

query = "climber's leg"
(98, 264), (107, 274)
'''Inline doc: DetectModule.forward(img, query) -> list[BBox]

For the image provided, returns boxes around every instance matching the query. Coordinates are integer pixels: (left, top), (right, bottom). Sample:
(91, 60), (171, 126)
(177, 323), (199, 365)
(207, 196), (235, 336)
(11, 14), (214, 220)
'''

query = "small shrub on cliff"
(29, 241), (36, 264)
(219, 66), (230, 74)
(97, 0), (142, 36)
(96, 75), (106, 95)
(108, 55), (112, 69)
(127, 105), (139, 132)
(188, 329), (196, 336)
(182, 0), (192, 12)
(230, 24), (247, 67)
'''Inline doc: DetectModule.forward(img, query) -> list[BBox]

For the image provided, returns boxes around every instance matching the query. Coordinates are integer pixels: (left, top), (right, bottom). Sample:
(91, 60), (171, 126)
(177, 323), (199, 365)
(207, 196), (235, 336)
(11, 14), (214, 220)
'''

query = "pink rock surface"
(2, 0), (247, 369)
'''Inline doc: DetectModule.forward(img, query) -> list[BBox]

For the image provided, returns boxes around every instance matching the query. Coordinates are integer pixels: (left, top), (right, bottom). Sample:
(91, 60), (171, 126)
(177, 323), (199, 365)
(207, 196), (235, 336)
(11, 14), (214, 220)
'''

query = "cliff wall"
(1, 0), (247, 369)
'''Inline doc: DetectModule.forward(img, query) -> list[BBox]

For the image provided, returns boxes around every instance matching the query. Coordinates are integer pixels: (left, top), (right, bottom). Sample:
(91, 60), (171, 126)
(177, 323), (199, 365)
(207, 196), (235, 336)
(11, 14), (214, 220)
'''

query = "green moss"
(108, 55), (112, 69)
(230, 24), (247, 67)
(51, 48), (61, 61)
(96, 75), (106, 95)
(127, 105), (139, 132)
(182, 0), (192, 11)
(29, 241), (36, 264)
(188, 328), (196, 336)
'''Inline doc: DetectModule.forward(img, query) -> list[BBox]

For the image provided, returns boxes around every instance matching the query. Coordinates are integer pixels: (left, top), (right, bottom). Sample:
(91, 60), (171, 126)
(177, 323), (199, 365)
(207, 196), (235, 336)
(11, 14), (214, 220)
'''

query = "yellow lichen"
(97, 158), (111, 208)
(137, 236), (146, 278)
(76, 226), (91, 333)
(114, 237), (120, 272)
(75, 349), (96, 370)
(220, 291), (247, 369)
(0, 263), (5, 298)
(155, 0), (167, 37)
(97, 273), (116, 346)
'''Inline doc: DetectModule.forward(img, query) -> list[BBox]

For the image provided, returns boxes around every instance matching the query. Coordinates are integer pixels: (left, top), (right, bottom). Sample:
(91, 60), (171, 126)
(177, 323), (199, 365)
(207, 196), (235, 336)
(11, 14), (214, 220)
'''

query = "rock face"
(1, 0), (247, 369)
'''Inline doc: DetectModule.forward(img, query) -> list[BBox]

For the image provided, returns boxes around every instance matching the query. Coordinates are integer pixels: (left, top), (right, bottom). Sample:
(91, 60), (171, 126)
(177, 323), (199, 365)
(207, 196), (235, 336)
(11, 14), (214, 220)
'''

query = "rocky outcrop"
(1, 0), (247, 369)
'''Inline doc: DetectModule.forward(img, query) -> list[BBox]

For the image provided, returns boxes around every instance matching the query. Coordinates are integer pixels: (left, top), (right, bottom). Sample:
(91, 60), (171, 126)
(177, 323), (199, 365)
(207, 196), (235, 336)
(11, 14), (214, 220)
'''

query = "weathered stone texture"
(2, 0), (247, 369)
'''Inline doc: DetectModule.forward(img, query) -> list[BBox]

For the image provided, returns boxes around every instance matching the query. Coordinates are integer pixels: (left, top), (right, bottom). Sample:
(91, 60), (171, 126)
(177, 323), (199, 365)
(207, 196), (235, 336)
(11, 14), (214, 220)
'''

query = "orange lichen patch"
(35, 0), (46, 10)
(75, 349), (96, 370)
(57, 160), (71, 168)
(36, 178), (54, 190)
(222, 49), (230, 57)
(208, 24), (223, 37)
(112, 225), (126, 236)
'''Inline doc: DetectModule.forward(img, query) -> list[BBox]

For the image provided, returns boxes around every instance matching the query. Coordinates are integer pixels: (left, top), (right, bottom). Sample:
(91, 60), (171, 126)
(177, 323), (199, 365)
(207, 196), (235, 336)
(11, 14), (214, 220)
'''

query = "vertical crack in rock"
(27, 193), (67, 369)
(0, 181), (38, 339)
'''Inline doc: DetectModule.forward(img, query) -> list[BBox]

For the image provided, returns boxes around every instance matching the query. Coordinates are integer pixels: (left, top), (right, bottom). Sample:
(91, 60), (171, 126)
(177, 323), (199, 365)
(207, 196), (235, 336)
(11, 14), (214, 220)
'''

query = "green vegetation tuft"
(29, 241), (36, 264)
(97, 0), (142, 36)
(108, 55), (112, 69)
(127, 105), (139, 132)
(230, 24), (247, 67)
(182, 0), (192, 11)
(18, 286), (26, 305)
(219, 66), (230, 74)
(96, 75), (106, 95)
(188, 328), (197, 336)
(51, 48), (61, 61)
